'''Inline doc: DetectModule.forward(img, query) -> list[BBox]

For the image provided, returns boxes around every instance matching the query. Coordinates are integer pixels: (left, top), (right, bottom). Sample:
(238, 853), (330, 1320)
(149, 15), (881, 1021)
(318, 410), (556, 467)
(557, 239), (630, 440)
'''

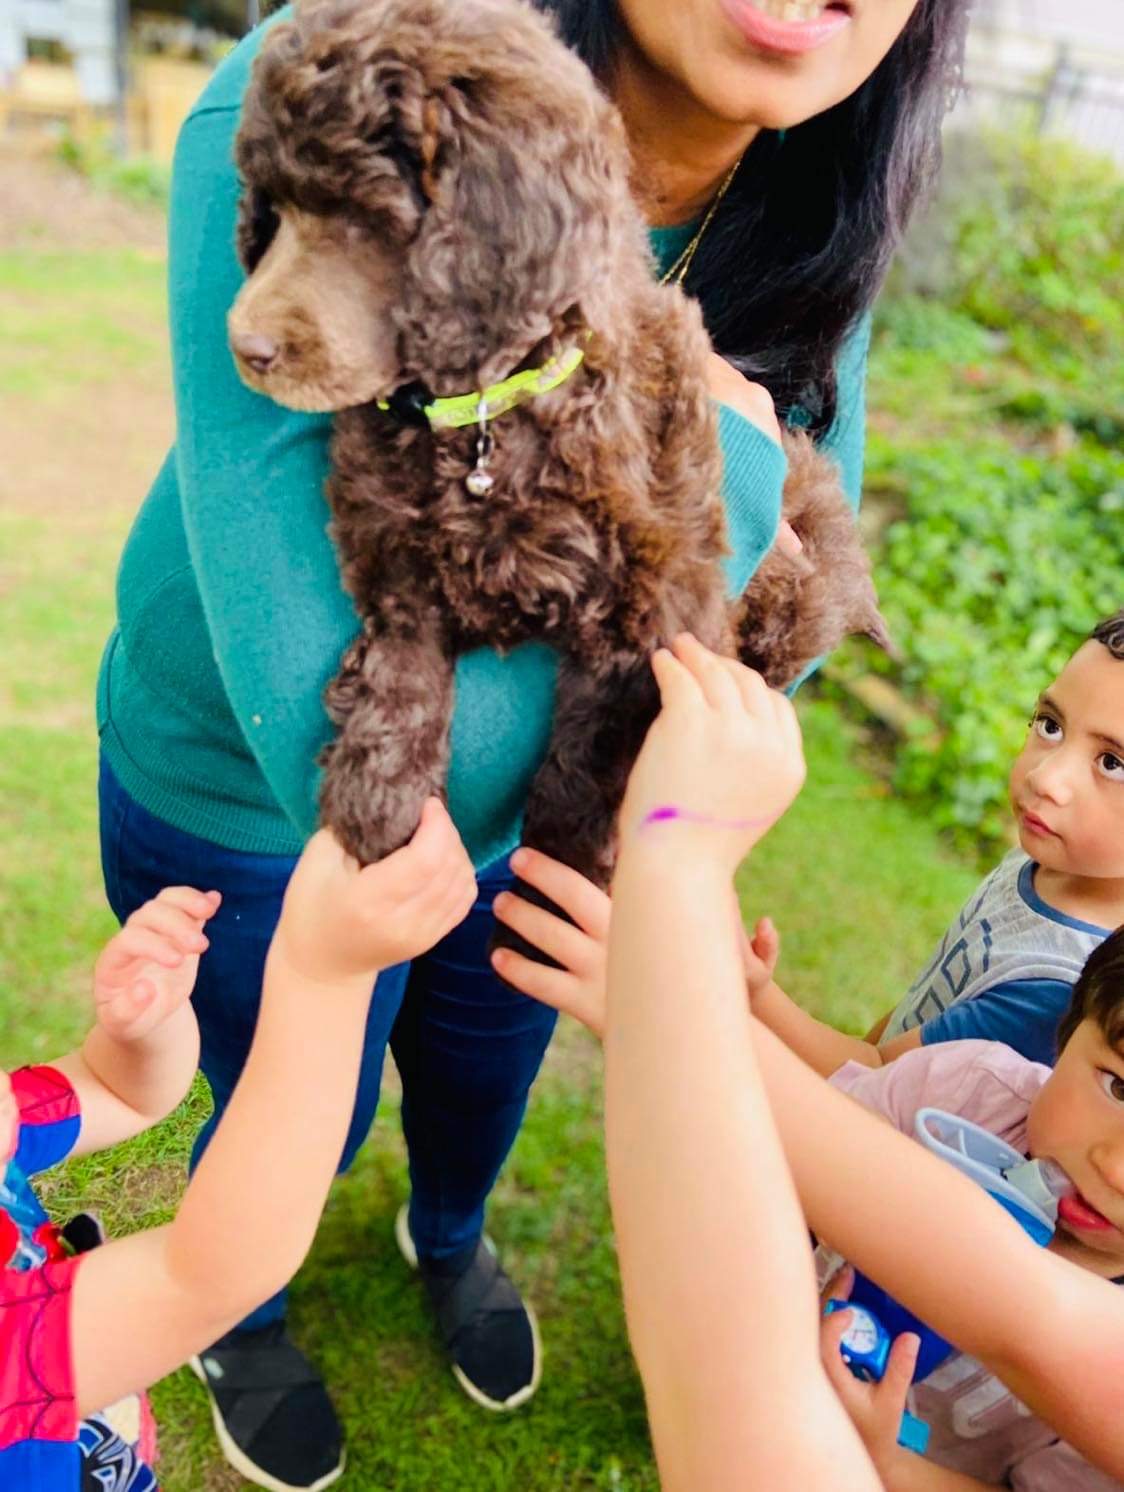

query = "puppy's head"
(228, 0), (637, 412)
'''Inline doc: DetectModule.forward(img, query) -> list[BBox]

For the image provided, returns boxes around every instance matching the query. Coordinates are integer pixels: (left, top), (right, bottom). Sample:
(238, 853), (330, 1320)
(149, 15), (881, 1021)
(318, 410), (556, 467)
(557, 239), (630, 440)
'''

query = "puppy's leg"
(491, 651), (659, 968)
(319, 620), (454, 865)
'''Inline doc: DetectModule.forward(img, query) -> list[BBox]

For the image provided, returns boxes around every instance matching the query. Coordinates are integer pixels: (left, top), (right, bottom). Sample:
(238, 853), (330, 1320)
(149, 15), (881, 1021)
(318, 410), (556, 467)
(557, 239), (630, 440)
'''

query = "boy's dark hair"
(1090, 610), (1124, 660)
(1058, 928), (1124, 1053)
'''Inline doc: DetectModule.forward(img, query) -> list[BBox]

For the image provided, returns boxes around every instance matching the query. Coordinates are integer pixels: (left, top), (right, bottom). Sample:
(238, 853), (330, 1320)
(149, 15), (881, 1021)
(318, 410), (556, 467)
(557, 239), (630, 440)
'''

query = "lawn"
(0, 156), (983, 1491)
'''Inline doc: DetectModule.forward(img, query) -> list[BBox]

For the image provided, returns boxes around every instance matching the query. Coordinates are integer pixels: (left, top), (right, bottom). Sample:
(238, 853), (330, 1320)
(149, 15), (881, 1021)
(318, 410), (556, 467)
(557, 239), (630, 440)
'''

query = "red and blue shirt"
(1, 1066), (158, 1491)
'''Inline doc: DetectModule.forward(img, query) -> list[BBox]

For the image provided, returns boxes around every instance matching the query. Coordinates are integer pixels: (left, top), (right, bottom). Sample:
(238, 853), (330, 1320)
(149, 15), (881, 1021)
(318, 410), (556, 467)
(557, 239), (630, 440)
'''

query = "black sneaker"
(395, 1204), (542, 1412)
(190, 1322), (345, 1492)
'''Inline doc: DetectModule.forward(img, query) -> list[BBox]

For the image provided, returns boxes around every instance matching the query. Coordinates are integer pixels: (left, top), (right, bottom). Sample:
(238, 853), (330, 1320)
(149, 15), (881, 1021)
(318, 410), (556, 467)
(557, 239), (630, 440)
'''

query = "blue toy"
(847, 1108), (1074, 1384)
(823, 1299), (930, 1454)
(0, 1159), (50, 1271)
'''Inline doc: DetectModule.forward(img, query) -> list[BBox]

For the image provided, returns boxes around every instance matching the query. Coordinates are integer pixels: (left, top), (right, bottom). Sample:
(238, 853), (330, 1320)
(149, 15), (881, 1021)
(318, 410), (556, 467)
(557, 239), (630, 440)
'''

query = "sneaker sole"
(188, 1356), (346, 1492)
(394, 1203), (544, 1414)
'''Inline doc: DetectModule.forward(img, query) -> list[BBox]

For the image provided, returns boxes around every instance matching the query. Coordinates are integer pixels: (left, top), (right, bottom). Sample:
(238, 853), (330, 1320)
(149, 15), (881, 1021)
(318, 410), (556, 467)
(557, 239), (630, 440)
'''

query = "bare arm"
(608, 854), (882, 1492)
(755, 1021), (1124, 1480)
(70, 806), (477, 1416)
(752, 977), (921, 1075)
(605, 638), (880, 1492)
(54, 888), (219, 1156)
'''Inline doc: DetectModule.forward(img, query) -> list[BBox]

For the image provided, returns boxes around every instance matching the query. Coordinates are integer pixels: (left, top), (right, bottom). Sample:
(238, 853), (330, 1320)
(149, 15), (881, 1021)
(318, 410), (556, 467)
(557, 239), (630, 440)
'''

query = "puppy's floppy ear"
(420, 94), (453, 203)
(403, 79), (630, 382)
(236, 187), (280, 275)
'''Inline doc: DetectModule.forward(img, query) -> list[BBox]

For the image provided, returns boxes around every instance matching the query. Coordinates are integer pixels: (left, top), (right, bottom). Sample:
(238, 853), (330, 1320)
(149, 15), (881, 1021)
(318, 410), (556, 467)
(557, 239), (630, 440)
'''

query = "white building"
(0, 0), (120, 106)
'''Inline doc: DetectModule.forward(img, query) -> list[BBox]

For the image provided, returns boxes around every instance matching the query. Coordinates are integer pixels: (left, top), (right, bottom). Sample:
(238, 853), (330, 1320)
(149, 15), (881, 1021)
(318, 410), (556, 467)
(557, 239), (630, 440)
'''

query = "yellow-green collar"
(378, 343), (587, 431)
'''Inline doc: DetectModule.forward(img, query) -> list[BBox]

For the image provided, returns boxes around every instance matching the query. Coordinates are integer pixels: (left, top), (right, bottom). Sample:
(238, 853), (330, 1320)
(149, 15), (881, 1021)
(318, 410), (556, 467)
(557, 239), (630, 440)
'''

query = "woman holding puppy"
(97, 1), (971, 1486)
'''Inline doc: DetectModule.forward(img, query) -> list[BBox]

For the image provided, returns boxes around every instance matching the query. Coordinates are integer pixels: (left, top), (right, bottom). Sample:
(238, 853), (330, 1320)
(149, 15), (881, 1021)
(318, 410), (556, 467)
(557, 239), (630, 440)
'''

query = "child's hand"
(741, 916), (780, 1001)
(0, 1073), (16, 1164)
(819, 1265), (921, 1478)
(621, 634), (805, 874)
(93, 887), (221, 1044)
(491, 848), (611, 1039)
(274, 799), (477, 986)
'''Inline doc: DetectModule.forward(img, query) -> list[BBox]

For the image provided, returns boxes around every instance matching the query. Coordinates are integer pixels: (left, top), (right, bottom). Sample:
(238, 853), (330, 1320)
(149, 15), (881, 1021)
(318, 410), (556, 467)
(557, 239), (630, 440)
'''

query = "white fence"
(958, 22), (1124, 167)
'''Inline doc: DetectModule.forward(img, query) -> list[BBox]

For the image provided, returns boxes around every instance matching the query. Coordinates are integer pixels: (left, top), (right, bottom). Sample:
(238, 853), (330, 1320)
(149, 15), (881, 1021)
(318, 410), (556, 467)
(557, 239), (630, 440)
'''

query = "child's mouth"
(1058, 1190), (1117, 1235)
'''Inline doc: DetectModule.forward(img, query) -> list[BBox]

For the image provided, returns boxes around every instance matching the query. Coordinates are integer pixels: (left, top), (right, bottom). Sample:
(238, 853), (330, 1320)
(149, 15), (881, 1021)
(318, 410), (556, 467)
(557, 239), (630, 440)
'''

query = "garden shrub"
(850, 129), (1122, 852)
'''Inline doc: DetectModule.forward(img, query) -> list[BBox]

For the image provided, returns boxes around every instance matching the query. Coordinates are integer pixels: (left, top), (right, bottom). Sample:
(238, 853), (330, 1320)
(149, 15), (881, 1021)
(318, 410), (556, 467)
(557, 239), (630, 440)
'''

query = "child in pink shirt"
(818, 927), (1124, 1488)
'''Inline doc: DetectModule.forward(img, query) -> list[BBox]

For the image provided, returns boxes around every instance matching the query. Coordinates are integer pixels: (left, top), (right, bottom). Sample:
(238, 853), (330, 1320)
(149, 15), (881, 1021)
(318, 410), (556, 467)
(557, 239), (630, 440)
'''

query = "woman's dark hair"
(1057, 928), (1124, 1054)
(531, 0), (972, 436)
(1090, 609), (1124, 660)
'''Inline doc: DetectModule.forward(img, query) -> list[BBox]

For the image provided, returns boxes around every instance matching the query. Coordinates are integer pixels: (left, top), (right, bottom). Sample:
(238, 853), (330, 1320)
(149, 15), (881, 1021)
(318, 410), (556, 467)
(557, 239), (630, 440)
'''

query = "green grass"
(0, 223), (984, 1490)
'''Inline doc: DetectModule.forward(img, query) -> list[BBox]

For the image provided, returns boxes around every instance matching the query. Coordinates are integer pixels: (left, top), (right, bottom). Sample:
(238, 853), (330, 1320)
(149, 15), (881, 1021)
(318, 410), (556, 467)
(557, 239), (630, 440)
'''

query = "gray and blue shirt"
(881, 850), (1109, 1066)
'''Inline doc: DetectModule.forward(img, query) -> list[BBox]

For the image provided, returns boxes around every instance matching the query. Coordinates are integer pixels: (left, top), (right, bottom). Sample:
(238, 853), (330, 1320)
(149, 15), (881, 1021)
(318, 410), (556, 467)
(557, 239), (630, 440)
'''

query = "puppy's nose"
(232, 332), (279, 375)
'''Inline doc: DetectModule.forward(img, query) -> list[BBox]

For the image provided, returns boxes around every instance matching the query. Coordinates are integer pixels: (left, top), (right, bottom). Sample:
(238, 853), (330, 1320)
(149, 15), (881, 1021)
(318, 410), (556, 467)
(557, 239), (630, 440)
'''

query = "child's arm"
(493, 851), (921, 1073)
(69, 800), (477, 1417)
(604, 637), (882, 1492)
(51, 887), (220, 1155)
(495, 734), (1124, 1479)
(752, 977), (921, 1075)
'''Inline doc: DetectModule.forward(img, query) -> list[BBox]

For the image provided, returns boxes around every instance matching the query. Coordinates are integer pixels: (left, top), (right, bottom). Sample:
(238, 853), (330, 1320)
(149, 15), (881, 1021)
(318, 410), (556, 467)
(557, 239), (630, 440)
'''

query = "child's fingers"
(650, 646), (702, 711)
(363, 799), (463, 896)
(819, 1307), (857, 1378)
(719, 654), (770, 715)
(153, 886), (222, 922)
(102, 925), (186, 973)
(882, 1333), (921, 1407)
(493, 889), (593, 975)
(751, 916), (779, 969)
(508, 849), (611, 940)
(490, 948), (596, 1031)
(671, 633), (740, 712)
(128, 901), (210, 955)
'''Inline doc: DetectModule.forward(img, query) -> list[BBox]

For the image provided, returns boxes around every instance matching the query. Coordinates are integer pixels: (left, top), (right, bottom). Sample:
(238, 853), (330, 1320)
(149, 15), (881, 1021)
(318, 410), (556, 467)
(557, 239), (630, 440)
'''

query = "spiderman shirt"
(0, 1066), (158, 1491)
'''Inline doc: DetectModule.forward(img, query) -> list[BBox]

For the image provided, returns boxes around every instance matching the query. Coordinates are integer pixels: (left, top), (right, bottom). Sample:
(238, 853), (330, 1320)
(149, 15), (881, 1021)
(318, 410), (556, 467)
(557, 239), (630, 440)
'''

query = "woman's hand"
(706, 354), (803, 560)
(93, 887), (221, 1044)
(706, 352), (782, 443)
(620, 634), (806, 875)
(491, 847), (611, 1039)
(273, 799), (477, 986)
(820, 1265), (922, 1481)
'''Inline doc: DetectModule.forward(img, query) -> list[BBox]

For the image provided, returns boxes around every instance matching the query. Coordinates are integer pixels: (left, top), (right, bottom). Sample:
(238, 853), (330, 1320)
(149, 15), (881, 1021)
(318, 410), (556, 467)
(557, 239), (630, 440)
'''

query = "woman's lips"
(719, 0), (852, 55)
(1058, 1191), (1117, 1234)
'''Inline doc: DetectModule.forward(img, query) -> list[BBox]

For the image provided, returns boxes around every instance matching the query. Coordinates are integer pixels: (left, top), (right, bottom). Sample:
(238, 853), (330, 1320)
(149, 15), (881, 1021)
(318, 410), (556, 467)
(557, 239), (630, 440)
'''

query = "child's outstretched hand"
(819, 1265), (921, 1480)
(93, 887), (221, 1044)
(741, 915), (780, 1001)
(493, 848), (611, 1038)
(274, 799), (477, 986)
(494, 854), (785, 1041)
(621, 634), (805, 873)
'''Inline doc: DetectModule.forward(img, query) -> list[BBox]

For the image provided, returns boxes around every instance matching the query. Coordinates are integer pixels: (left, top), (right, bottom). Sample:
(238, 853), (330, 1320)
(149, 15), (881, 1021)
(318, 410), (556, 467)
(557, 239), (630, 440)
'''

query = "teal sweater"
(97, 17), (871, 866)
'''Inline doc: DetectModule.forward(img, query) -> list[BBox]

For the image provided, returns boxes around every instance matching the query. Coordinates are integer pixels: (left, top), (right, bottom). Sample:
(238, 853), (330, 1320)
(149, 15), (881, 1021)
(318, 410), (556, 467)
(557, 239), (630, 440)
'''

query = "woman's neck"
(610, 36), (759, 227)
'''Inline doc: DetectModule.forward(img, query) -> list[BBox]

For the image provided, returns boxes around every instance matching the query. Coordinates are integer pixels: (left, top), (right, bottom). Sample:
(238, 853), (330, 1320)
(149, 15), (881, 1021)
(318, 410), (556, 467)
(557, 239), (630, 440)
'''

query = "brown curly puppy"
(228, 0), (887, 907)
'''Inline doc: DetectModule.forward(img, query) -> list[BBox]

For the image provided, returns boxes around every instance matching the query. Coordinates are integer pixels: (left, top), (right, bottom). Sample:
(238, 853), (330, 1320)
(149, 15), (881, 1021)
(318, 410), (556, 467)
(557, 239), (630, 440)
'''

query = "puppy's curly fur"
(230, 0), (888, 905)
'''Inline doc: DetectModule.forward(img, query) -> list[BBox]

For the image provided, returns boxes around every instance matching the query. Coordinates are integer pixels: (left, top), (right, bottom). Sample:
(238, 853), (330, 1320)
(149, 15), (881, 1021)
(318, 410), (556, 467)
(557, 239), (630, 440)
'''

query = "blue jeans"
(98, 757), (558, 1332)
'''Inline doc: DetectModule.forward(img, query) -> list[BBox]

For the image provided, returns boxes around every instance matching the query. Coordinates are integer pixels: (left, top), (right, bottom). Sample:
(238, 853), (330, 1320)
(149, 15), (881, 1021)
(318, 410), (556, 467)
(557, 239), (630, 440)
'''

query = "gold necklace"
(658, 152), (745, 288)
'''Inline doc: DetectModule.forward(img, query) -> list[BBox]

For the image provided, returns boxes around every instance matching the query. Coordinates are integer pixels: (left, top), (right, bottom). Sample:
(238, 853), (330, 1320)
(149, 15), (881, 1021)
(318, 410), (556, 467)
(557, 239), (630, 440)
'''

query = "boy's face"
(1009, 641), (1124, 881)
(1027, 1019), (1124, 1265)
(0, 1072), (15, 1165)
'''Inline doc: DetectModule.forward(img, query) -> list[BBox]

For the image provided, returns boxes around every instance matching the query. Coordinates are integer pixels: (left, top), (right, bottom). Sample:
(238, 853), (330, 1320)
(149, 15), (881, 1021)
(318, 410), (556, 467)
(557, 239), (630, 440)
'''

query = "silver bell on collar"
(466, 399), (495, 497)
